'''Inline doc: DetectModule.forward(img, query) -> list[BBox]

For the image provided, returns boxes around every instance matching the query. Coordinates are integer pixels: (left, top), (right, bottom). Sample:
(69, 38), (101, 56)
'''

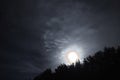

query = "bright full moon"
(67, 51), (79, 64)
(60, 45), (83, 65)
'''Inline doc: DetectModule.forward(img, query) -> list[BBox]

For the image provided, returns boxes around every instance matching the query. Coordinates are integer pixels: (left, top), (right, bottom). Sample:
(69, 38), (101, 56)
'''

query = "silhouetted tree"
(34, 46), (120, 80)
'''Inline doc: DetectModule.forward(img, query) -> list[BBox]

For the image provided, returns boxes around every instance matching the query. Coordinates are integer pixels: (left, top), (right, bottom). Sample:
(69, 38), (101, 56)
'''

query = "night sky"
(0, 0), (120, 80)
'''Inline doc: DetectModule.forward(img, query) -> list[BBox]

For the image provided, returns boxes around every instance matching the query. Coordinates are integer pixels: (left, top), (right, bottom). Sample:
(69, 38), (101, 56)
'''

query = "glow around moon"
(61, 45), (84, 65)
(67, 51), (79, 64)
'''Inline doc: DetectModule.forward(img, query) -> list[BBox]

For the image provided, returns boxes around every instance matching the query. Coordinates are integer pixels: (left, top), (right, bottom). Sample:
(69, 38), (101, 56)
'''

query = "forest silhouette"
(34, 46), (120, 80)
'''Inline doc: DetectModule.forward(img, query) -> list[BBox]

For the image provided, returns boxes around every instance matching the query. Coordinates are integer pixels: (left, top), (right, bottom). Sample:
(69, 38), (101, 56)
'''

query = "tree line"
(34, 46), (120, 80)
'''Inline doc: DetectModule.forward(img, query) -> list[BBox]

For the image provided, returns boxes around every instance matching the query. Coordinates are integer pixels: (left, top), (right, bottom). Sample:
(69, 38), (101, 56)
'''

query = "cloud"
(1, 0), (120, 80)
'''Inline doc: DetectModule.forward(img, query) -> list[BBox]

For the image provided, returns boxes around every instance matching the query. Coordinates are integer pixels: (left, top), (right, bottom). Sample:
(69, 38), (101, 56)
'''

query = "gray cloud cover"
(0, 0), (120, 80)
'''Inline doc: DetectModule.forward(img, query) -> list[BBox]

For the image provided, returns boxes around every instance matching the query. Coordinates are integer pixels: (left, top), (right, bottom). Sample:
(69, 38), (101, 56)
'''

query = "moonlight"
(67, 51), (79, 64)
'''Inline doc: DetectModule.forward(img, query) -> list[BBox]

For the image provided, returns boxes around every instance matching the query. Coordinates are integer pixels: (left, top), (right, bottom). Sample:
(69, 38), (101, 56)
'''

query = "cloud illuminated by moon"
(42, 2), (98, 66)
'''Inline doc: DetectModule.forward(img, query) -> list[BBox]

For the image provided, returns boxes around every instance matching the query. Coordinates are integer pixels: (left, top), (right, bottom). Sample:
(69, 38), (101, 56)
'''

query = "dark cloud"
(0, 0), (120, 80)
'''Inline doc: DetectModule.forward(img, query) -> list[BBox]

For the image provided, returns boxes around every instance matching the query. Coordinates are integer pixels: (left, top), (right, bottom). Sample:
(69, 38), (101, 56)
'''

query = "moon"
(60, 45), (84, 65)
(67, 51), (79, 64)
